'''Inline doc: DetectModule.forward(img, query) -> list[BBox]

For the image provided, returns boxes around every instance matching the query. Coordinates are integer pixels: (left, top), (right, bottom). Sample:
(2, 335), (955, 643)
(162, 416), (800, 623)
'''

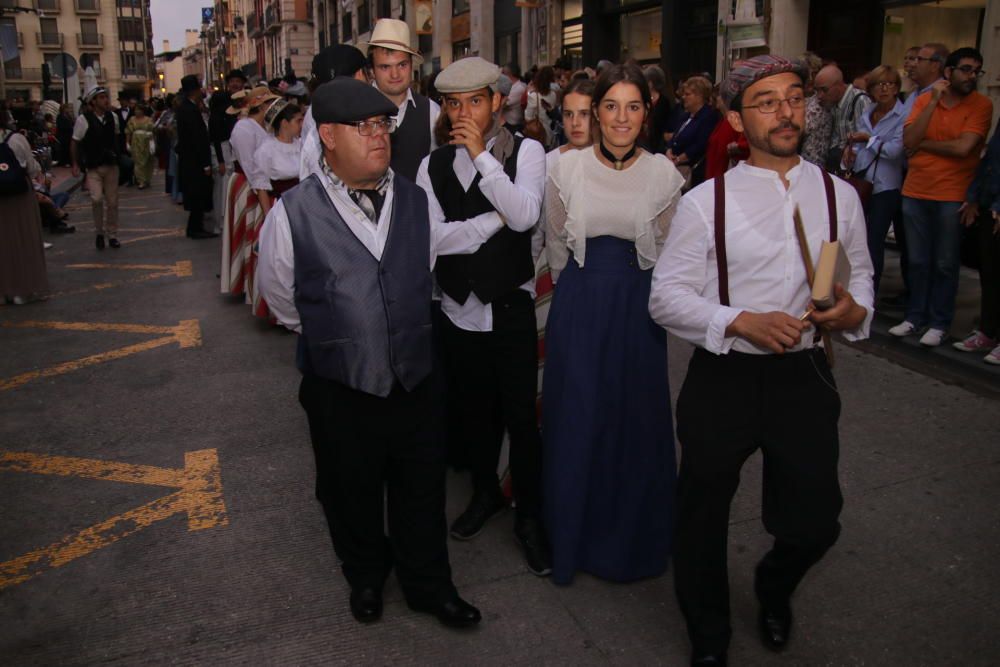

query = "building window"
(496, 31), (519, 69)
(40, 17), (59, 36)
(342, 10), (352, 41)
(453, 0), (468, 16)
(452, 39), (469, 61)
(357, 0), (370, 34)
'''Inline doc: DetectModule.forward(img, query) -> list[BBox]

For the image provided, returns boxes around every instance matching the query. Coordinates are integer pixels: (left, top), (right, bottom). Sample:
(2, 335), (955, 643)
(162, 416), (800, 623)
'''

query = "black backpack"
(0, 132), (29, 196)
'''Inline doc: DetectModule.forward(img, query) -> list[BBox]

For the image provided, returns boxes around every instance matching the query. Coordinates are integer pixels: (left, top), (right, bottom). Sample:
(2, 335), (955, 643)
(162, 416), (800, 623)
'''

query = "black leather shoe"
(450, 489), (507, 540)
(691, 653), (727, 666)
(95, 234), (105, 250)
(108, 237), (121, 249)
(408, 595), (481, 629)
(514, 517), (552, 576)
(349, 587), (383, 624)
(758, 606), (792, 651)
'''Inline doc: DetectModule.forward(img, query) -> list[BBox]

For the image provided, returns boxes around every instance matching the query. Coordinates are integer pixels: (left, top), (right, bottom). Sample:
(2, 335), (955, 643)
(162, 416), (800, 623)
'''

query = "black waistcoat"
(389, 92), (431, 182)
(81, 111), (119, 169)
(430, 137), (535, 305)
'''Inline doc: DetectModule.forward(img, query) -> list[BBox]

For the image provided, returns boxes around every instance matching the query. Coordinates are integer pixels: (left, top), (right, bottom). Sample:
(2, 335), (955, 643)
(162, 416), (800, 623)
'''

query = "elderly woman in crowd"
(665, 75), (720, 188)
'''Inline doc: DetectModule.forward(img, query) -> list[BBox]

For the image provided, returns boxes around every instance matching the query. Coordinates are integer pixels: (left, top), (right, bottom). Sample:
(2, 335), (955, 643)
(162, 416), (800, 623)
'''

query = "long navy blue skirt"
(542, 236), (676, 585)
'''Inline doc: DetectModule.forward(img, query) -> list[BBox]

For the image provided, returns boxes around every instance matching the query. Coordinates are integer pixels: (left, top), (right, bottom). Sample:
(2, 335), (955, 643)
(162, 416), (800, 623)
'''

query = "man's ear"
(318, 123), (337, 151)
(491, 91), (503, 114)
(726, 109), (744, 133)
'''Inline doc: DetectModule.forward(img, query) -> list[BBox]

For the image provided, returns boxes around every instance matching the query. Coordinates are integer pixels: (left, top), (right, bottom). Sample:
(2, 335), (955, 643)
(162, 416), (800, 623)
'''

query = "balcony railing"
(121, 69), (147, 80)
(264, 2), (279, 33)
(35, 0), (61, 12)
(247, 10), (261, 37)
(36, 32), (64, 48)
(3, 66), (43, 82)
(77, 32), (104, 47)
(74, 0), (99, 13)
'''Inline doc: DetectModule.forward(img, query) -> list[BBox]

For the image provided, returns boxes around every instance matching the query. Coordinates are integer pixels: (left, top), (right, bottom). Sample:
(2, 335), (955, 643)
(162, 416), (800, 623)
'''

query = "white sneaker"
(43, 242), (53, 250)
(985, 345), (1000, 366)
(889, 321), (917, 337)
(919, 328), (947, 347)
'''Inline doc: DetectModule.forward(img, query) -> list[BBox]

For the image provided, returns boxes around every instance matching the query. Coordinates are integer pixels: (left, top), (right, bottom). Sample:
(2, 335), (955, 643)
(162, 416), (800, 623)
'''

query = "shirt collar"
(319, 158), (393, 197)
(373, 81), (415, 111)
(736, 157), (804, 181)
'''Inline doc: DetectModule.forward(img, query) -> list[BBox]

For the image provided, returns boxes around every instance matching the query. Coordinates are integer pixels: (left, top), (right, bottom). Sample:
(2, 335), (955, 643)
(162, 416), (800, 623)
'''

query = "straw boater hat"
(225, 89), (250, 115)
(358, 18), (423, 65)
(246, 85), (280, 110)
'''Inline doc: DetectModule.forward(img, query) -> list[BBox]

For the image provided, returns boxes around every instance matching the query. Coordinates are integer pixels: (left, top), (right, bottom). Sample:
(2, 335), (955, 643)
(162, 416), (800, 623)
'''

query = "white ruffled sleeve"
(635, 153), (685, 270)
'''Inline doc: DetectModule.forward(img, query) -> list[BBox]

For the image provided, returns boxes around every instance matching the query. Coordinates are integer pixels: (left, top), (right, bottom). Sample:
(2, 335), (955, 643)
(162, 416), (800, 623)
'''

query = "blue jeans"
(865, 189), (902, 296)
(50, 191), (69, 209)
(901, 197), (963, 329)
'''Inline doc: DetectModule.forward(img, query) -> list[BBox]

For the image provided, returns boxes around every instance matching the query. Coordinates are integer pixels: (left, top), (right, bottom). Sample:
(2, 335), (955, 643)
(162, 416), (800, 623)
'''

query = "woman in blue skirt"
(542, 63), (685, 585)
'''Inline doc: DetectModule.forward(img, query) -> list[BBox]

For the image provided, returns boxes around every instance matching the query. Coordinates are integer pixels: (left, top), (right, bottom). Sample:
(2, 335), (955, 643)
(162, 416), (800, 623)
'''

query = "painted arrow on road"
(0, 319), (201, 391)
(0, 449), (228, 590)
(52, 260), (193, 297)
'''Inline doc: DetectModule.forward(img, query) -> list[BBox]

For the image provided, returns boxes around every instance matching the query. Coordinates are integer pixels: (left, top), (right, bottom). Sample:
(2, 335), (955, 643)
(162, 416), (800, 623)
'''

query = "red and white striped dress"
(221, 117), (267, 296)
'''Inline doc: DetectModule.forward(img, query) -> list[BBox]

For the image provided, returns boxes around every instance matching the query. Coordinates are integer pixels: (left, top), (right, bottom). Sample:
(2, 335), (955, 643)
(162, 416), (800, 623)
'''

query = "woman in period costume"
(249, 99), (303, 319)
(221, 86), (279, 297)
(125, 105), (155, 189)
(0, 104), (49, 305)
(542, 64), (685, 585)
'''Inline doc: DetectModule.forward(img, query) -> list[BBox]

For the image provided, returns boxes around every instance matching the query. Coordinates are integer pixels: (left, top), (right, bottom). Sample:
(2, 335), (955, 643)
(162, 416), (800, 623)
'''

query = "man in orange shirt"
(890, 47), (993, 347)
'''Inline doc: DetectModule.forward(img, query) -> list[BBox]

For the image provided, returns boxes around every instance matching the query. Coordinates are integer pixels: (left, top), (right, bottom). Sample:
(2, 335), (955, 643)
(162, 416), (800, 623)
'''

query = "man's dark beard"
(951, 76), (977, 96)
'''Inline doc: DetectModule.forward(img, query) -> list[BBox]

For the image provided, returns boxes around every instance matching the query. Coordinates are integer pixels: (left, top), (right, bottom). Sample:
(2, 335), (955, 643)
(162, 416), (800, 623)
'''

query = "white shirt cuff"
(705, 306), (744, 355)
(841, 305), (873, 343)
(472, 150), (503, 179)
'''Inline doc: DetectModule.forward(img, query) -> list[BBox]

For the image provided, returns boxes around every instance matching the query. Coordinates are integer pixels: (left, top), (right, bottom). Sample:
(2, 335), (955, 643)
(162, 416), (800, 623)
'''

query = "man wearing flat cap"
(415, 57), (551, 576)
(299, 44), (369, 181)
(362, 18), (439, 181)
(175, 74), (217, 239)
(72, 86), (123, 249)
(257, 77), (504, 629)
(649, 55), (874, 666)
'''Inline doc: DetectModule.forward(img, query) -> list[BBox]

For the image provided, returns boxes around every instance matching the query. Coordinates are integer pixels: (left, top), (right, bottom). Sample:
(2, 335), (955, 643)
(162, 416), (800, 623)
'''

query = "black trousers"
(673, 348), (843, 656)
(441, 289), (543, 519)
(975, 209), (1000, 338)
(298, 374), (456, 605)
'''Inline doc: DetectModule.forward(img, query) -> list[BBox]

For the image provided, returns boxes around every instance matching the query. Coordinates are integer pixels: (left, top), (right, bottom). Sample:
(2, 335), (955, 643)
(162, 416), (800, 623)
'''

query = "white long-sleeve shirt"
(257, 167), (505, 333)
(416, 136), (547, 332)
(229, 117), (270, 190)
(649, 159), (874, 355)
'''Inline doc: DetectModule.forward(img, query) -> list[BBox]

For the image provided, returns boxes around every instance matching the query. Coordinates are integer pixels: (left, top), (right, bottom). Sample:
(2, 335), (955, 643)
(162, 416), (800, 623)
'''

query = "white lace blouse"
(545, 147), (684, 275)
(254, 136), (301, 183)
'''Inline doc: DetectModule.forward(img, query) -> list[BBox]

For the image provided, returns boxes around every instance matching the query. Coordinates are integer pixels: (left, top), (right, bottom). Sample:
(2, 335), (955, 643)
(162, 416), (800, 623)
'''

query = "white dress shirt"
(257, 167), (505, 333)
(229, 117), (270, 190)
(298, 107), (320, 181)
(649, 159), (874, 355)
(416, 135), (547, 332)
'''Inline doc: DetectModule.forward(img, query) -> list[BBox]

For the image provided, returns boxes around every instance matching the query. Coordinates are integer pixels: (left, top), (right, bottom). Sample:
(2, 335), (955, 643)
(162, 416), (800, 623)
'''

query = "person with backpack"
(0, 103), (49, 305)
(71, 86), (123, 250)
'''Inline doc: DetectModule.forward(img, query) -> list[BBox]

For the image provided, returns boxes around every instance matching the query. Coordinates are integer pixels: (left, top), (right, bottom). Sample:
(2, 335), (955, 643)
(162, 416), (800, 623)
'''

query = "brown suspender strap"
(714, 173), (730, 306)
(821, 169), (838, 242)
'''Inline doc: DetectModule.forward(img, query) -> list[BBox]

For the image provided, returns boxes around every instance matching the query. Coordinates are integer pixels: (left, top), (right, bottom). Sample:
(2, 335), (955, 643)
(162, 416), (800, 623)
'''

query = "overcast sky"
(151, 0), (207, 53)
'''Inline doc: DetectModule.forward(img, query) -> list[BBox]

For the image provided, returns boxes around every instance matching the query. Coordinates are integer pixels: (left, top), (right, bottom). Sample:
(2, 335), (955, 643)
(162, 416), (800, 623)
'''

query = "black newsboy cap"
(312, 77), (398, 124)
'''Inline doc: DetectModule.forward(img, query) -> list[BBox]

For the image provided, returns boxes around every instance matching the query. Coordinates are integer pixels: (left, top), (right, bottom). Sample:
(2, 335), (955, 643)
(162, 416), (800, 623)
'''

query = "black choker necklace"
(600, 141), (637, 170)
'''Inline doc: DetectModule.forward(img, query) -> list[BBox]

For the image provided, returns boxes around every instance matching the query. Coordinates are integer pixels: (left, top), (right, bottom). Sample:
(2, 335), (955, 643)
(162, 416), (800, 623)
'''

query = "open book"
(811, 240), (851, 310)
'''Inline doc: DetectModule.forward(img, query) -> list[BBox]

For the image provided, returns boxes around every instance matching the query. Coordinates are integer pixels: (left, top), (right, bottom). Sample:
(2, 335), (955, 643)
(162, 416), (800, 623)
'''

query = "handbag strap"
(714, 172), (729, 306)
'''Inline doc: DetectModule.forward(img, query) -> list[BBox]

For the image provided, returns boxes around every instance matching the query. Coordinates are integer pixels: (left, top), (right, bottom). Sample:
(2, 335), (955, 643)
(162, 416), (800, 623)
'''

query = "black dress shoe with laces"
(408, 595), (482, 628)
(450, 489), (507, 540)
(95, 234), (105, 250)
(758, 606), (792, 651)
(691, 653), (727, 666)
(514, 517), (552, 576)
(349, 587), (383, 624)
(108, 237), (121, 249)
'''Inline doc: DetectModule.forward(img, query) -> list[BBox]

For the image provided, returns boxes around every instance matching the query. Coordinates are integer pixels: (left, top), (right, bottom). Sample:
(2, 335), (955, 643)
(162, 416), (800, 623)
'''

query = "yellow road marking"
(0, 449), (227, 589)
(47, 261), (192, 297)
(0, 319), (201, 391)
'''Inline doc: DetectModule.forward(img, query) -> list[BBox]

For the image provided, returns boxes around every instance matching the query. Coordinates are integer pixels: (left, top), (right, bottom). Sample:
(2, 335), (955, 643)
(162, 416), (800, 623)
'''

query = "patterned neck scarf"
(320, 158), (393, 226)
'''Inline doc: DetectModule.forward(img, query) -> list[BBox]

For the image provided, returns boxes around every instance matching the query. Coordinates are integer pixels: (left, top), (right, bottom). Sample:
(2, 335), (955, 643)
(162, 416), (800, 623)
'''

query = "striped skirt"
(220, 170), (259, 296)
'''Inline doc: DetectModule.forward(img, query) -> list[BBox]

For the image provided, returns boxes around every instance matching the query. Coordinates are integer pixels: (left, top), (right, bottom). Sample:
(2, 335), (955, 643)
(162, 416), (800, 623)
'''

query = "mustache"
(770, 121), (802, 134)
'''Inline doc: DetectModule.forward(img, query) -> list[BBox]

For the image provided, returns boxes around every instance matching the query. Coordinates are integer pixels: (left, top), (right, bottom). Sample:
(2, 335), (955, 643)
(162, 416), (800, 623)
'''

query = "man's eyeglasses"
(339, 118), (397, 136)
(743, 95), (807, 114)
(952, 65), (986, 78)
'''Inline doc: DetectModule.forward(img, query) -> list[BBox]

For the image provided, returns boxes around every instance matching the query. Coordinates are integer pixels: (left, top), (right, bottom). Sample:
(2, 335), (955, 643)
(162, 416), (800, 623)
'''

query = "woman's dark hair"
(562, 77), (596, 100)
(271, 102), (302, 134)
(592, 63), (652, 110)
(532, 66), (556, 93)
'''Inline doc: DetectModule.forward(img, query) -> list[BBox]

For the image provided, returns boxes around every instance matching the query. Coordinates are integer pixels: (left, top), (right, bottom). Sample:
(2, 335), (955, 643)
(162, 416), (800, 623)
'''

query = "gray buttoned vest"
(283, 173), (433, 397)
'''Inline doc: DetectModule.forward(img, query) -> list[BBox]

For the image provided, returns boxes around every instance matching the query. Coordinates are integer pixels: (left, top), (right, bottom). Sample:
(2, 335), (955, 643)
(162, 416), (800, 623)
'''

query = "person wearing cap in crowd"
(248, 98), (304, 320)
(222, 85), (279, 297)
(209, 69), (248, 233)
(415, 57), (552, 576)
(299, 44), (369, 181)
(257, 76), (501, 629)
(72, 86), (123, 250)
(175, 74), (218, 240)
(649, 55), (874, 666)
(362, 18), (440, 181)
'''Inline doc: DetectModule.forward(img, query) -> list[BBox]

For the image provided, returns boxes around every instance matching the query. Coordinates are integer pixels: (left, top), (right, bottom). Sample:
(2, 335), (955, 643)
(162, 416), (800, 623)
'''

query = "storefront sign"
(727, 22), (766, 50)
(415, 0), (433, 35)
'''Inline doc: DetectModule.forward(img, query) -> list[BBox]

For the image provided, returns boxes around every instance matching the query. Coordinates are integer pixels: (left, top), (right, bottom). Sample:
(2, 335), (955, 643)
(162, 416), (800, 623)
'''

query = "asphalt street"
(1, 175), (998, 666)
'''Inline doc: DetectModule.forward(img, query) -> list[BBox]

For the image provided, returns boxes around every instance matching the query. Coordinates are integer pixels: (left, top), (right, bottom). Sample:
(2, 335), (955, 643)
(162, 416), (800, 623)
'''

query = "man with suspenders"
(649, 56), (874, 666)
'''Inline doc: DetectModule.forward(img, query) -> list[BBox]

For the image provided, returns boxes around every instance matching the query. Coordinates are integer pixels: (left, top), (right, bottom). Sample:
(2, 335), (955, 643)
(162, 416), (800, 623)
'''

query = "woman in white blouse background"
(542, 63), (685, 586)
(250, 99), (303, 320)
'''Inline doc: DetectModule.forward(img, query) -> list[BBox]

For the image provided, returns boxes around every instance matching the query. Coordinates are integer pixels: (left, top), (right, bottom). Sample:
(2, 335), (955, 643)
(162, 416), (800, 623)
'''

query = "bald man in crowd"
(813, 64), (868, 171)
